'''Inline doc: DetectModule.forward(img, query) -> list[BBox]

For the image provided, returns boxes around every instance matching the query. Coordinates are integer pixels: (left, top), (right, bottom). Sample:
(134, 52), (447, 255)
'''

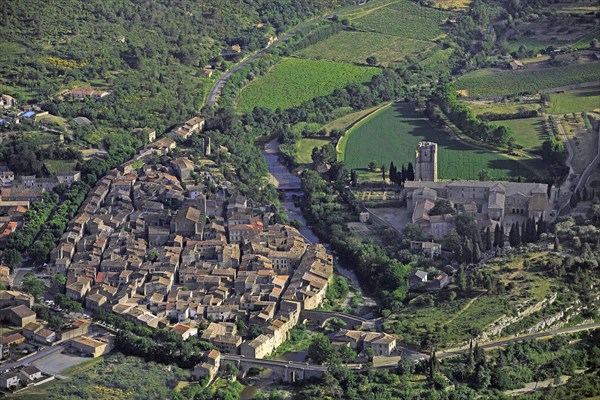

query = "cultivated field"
(340, 103), (542, 180)
(548, 85), (600, 114)
(494, 117), (548, 150)
(236, 58), (380, 112)
(295, 31), (434, 66)
(456, 61), (600, 97)
(348, 0), (448, 41)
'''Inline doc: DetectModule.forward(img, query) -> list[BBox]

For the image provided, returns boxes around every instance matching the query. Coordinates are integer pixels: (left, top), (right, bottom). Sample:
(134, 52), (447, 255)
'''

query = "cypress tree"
(515, 221), (521, 245)
(509, 222), (516, 247)
(536, 215), (545, 238)
(493, 225), (501, 248)
(407, 162), (415, 181)
(401, 164), (407, 183)
(463, 239), (473, 264)
(485, 227), (492, 251)
(499, 226), (505, 248)
(389, 162), (396, 183)
(521, 221), (527, 243)
(473, 242), (481, 263)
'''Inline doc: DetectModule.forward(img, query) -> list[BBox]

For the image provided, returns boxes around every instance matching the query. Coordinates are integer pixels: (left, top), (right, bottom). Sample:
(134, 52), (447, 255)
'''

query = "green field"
(340, 103), (542, 180)
(456, 62), (600, 97)
(349, 0), (447, 41)
(296, 138), (331, 163)
(548, 85), (600, 114)
(295, 31), (434, 66)
(494, 117), (548, 150)
(236, 58), (380, 112)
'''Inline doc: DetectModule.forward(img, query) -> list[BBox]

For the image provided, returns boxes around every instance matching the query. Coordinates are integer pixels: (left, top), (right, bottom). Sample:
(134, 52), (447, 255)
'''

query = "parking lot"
(31, 348), (90, 377)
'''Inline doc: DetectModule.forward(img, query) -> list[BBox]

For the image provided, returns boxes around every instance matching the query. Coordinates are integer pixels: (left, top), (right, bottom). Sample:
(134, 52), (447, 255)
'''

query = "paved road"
(206, 0), (389, 106)
(374, 322), (600, 368)
(438, 322), (600, 360)
(10, 267), (33, 289)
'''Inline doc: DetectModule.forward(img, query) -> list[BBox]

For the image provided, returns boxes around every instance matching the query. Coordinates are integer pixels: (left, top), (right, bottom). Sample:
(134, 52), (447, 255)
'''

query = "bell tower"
(415, 142), (438, 182)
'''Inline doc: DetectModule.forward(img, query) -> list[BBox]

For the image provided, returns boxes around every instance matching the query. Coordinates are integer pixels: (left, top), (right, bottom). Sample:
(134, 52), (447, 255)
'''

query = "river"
(261, 139), (377, 307)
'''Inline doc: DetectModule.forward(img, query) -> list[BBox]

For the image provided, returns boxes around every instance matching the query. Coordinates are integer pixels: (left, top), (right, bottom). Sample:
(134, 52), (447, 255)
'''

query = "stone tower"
(415, 141), (438, 182)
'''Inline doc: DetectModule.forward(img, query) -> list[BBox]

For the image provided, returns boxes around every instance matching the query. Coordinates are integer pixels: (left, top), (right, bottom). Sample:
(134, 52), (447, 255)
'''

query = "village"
(0, 109), (404, 394)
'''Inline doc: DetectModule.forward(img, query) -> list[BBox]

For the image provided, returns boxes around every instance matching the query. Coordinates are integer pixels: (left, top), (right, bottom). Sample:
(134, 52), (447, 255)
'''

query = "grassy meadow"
(548, 85), (600, 114)
(296, 138), (331, 164)
(456, 62), (600, 97)
(340, 103), (543, 180)
(494, 117), (548, 150)
(236, 58), (380, 112)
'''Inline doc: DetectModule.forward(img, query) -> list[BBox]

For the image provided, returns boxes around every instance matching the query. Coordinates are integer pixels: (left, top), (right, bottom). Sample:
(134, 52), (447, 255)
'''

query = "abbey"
(404, 142), (555, 239)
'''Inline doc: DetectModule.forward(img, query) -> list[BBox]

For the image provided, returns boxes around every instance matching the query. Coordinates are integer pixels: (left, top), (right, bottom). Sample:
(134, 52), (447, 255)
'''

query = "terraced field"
(236, 58), (380, 112)
(340, 103), (543, 180)
(348, 0), (447, 41)
(295, 30), (434, 66)
(456, 62), (600, 97)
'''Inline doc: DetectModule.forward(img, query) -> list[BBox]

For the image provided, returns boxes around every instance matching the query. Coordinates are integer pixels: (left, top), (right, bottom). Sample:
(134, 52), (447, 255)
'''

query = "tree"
(2, 249), (23, 269)
(365, 348), (374, 363)
(457, 266), (467, 292)
(397, 356), (416, 375)
(52, 274), (67, 285)
(406, 162), (415, 181)
(478, 169), (490, 181)
(368, 160), (377, 172)
(338, 346), (356, 363)
(366, 56), (378, 66)
(381, 163), (387, 181)
(22, 274), (45, 299)
(473, 242), (481, 263)
(429, 199), (455, 216)
(493, 225), (501, 248)
(308, 334), (335, 364)
(485, 227), (493, 251)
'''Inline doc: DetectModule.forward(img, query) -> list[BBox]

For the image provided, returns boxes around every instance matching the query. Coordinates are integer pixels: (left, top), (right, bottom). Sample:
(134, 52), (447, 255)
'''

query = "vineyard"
(235, 58), (380, 112)
(456, 62), (600, 97)
(349, 0), (448, 41)
(295, 30), (434, 66)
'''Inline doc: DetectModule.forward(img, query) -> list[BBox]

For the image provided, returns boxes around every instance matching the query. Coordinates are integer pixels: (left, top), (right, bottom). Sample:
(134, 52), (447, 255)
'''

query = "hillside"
(0, 0), (355, 133)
